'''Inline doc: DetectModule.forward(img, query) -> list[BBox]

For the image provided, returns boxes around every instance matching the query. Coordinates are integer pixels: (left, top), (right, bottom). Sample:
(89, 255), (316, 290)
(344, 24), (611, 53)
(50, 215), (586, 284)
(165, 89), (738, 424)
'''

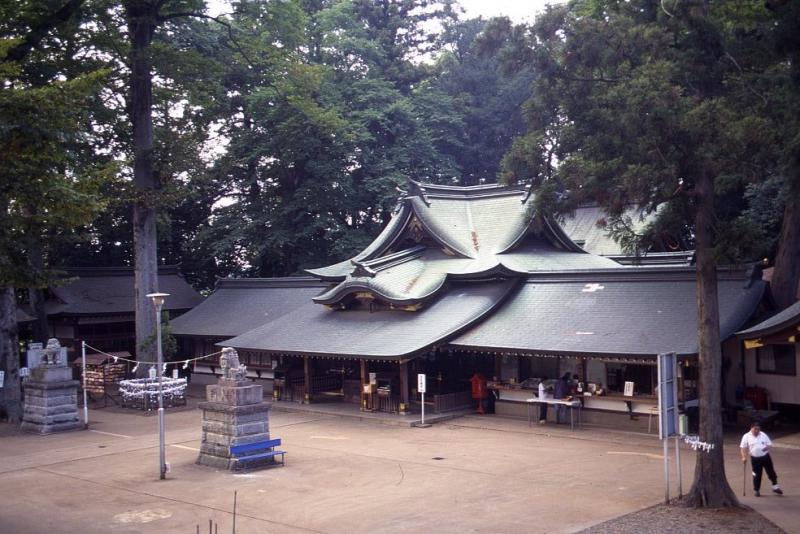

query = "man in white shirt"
(740, 422), (783, 497)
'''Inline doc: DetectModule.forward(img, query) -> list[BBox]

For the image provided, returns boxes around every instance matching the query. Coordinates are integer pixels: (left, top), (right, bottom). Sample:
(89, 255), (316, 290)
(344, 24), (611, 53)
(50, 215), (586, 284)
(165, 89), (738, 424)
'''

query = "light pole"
(146, 292), (170, 480)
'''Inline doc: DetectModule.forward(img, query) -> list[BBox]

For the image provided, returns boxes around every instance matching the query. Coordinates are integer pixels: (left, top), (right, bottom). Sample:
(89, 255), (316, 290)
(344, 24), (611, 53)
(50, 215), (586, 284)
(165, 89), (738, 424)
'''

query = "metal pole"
(155, 300), (166, 480)
(232, 490), (237, 534)
(421, 391), (425, 426)
(81, 341), (89, 429)
(675, 435), (682, 497)
(663, 439), (670, 504)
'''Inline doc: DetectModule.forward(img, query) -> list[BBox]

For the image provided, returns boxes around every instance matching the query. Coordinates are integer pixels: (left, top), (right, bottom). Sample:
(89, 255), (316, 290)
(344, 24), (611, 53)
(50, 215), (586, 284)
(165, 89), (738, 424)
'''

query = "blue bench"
(229, 438), (286, 468)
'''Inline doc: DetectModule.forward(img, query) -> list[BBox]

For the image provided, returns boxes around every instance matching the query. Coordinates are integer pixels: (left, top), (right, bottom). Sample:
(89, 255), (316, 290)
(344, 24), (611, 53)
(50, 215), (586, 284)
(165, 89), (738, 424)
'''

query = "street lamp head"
(146, 292), (170, 308)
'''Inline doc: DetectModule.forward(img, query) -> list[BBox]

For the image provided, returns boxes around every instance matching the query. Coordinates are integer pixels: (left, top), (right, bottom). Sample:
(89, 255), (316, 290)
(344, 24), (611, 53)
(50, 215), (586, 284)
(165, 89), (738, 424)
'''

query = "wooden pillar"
(360, 359), (367, 411)
(303, 356), (311, 404)
(399, 360), (409, 414)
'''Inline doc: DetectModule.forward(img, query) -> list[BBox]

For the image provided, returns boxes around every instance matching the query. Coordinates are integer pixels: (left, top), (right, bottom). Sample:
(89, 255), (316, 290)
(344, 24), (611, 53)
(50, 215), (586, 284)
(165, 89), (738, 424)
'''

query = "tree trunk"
(685, 171), (740, 508)
(126, 1), (159, 374)
(0, 287), (22, 423)
(770, 175), (800, 310)
(27, 288), (49, 343)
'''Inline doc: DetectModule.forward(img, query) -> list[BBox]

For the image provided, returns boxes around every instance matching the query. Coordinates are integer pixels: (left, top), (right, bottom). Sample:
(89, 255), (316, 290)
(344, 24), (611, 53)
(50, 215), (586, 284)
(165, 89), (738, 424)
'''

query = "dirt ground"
(578, 500), (784, 533)
(0, 403), (796, 534)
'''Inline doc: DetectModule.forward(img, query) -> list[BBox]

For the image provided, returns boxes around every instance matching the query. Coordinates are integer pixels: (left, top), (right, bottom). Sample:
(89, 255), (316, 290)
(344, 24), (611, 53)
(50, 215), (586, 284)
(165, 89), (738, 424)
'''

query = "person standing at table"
(554, 372), (571, 424)
(740, 421), (783, 497)
(538, 377), (549, 424)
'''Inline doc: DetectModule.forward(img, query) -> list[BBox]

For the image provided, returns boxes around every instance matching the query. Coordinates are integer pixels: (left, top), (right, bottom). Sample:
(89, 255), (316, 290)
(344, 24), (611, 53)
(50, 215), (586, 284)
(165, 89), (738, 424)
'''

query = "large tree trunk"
(770, 173), (800, 310)
(685, 171), (739, 508)
(27, 288), (49, 343)
(0, 287), (22, 423)
(126, 1), (159, 374)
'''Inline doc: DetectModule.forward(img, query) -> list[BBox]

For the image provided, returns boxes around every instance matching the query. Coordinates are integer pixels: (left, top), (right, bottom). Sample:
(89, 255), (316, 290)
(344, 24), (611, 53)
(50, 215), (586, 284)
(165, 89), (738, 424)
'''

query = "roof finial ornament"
(407, 179), (431, 207)
(350, 260), (377, 278)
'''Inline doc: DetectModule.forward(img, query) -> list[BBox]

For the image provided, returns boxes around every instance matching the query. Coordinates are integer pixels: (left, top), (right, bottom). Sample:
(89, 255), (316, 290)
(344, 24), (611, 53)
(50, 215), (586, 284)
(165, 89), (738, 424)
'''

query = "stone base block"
(22, 372), (83, 435)
(30, 365), (73, 383)
(206, 384), (264, 406)
(21, 419), (83, 434)
(196, 395), (273, 471)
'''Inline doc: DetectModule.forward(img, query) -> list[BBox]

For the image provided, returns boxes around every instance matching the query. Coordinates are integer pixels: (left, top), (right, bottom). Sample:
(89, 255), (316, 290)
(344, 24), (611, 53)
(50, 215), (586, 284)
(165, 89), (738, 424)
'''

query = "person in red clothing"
(740, 421), (783, 497)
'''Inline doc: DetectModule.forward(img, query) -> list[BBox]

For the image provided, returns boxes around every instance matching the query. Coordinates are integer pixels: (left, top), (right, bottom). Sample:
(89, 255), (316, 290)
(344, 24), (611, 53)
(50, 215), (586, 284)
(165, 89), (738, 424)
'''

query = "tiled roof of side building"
(449, 267), (765, 357)
(46, 266), (203, 316)
(736, 299), (800, 339)
(170, 277), (329, 338)
(219, 279), (518, 360)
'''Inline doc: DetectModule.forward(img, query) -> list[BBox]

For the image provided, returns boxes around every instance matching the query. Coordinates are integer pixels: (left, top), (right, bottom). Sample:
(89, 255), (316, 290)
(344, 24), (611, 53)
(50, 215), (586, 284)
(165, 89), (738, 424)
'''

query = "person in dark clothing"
(554, 373), (571, 424)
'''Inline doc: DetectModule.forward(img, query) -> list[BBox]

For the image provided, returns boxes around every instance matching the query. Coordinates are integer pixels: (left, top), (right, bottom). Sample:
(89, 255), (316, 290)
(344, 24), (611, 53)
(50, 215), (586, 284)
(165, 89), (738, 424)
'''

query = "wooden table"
(526, 398), (582, 430)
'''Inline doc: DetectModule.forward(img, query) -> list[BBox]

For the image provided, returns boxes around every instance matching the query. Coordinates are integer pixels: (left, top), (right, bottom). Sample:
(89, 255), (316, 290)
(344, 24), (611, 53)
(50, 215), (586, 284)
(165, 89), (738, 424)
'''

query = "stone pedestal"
(196, 378), (272, 470)
(21, 365), (83, 434)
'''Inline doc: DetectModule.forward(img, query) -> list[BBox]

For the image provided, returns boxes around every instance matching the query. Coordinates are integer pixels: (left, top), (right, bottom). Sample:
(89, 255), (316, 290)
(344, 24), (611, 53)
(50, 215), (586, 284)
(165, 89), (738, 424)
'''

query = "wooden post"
(303, 356), (311, 404)
(360, 359), (367, 411)
(399, 360), (409, 414)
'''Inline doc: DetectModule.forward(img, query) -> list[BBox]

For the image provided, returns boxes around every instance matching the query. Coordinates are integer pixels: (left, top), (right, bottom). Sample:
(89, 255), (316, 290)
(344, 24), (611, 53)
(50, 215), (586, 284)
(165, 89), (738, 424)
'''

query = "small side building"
(42, 266), (203, 362)
(735, 300), (800, 415)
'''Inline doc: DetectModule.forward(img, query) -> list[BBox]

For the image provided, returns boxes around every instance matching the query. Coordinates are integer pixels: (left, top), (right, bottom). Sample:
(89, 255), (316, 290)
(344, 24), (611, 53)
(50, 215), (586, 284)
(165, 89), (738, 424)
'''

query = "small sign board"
(657, 352), (679, 439)
(369, 372), (377, 385)
(0, 370), (4, 387)
(28, 343), (43, 350)
(417, 373), (426, 394)
(623, 381), (634, 397)
(19, 367), (30, 378)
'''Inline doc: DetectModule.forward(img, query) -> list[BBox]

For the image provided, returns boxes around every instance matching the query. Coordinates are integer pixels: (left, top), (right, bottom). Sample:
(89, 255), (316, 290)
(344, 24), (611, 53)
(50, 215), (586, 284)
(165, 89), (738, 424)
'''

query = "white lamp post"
(146, 292), (170, 480)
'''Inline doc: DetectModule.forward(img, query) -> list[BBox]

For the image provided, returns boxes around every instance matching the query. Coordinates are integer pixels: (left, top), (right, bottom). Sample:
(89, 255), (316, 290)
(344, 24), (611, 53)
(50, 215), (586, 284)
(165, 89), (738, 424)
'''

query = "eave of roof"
(47, 266), (203, 316)
(448, 266), (765, 357)
(736, 300), (800, 339)
(219, 279), (519, 360)
(170, 277), (328, 338)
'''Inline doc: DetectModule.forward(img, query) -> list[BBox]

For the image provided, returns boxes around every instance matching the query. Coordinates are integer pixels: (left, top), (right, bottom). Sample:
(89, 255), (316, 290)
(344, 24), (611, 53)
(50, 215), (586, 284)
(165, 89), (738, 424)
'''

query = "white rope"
(82, 343), (224, 369)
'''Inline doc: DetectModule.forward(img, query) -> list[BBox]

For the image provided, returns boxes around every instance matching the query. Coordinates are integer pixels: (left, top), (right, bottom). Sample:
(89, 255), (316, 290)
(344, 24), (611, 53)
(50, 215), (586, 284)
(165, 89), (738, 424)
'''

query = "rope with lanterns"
(83, 343), (225, 408)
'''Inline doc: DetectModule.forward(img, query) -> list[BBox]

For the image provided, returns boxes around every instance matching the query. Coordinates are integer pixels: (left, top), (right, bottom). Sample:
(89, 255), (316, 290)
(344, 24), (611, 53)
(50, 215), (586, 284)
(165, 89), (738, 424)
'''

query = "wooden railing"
(311, 374), (342, 393)
(433, 390), (473, 413)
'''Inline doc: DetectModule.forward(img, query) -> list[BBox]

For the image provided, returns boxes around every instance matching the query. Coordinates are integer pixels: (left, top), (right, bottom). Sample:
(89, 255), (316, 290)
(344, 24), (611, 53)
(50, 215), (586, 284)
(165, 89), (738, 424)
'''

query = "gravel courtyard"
(0, 404), (796, 533)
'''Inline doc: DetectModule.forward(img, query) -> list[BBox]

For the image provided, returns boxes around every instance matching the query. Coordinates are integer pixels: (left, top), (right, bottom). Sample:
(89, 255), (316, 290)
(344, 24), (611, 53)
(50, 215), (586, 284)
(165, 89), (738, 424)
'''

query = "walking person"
(740, 421), (783, 497)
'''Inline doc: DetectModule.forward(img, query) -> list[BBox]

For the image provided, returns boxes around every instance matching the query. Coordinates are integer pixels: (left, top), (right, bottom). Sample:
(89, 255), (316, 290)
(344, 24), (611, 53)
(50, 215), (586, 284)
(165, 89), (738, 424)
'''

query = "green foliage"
(0, 30), (112, 287)
(486, 0), (795, 262)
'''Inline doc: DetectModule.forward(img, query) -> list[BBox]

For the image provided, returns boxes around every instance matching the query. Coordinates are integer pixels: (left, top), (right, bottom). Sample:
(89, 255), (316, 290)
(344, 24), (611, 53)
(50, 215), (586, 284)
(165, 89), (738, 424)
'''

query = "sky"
(457, 0), (561, 22)
(208, 1), (562, 23)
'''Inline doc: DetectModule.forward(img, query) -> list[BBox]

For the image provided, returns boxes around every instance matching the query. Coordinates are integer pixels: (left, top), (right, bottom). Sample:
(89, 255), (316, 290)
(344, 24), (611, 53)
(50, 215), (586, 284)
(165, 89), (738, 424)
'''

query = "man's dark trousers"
(751, 454), (778, 491)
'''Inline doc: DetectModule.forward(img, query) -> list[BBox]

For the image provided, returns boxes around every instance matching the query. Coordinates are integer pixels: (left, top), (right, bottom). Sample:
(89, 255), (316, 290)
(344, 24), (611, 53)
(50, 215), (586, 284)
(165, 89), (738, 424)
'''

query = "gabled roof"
(170, 277), (328, 338)
(220, 280), (518, 360)
(559, 205), (653, 256)
(449, 267), (765, 357)
(46, 266), (202, 316)
(737, 300), (800, 339)
(307, 181), (619, 307)
(16, 309), (35, 323)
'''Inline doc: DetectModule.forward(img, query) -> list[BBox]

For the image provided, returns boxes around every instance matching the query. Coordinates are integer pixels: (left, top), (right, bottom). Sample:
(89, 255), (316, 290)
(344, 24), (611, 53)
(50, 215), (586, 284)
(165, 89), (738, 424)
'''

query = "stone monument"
(21, 338), (83, 434)
(197, 347), (272, 470)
